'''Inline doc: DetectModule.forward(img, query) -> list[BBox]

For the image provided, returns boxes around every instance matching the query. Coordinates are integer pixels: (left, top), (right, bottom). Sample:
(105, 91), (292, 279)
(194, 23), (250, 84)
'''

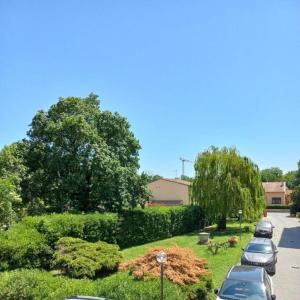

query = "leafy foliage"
(53, 237), (121, 278)
(21, 93), (148, 213)
(290, 185), (300, 214)
(0, 224), (53, 271)
(260, 167), (283, 182)
(119, 205), (203, 248)
(0, 269), (186, 300)
(23, 212), (119, 246)
(0, 178), (22, 229)
(284, 170), (297, 189)
(121, 246), (210, 285)
(191, 146), (265, 229)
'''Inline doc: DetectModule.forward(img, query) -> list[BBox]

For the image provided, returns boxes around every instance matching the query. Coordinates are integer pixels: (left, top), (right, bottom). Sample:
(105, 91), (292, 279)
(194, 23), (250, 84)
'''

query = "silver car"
(216, 265), (276, 300)
(241, 238), (278, 275)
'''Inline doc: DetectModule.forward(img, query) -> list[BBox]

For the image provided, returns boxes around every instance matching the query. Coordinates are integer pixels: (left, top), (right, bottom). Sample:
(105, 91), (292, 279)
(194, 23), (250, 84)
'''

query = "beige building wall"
(146, 179), (190, 205)
(265, 192), (285, 205)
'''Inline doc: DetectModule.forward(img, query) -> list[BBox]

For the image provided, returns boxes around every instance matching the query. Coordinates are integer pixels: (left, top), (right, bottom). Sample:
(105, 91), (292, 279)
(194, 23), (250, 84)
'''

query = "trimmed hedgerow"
(118, 206), (203, 248)
(53, 237), (121, 279)
(0, 224), (53, 271)
(0, 269), (186, 300)
(266, 204), (290, 209)
(23, 212), (119, 247)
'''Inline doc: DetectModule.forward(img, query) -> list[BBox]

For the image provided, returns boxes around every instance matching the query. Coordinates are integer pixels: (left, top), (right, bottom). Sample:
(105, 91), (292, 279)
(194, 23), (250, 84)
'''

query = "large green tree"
(284, 170), (297, 189)
(191, 146), (265, 230)
(260, 167), (283, 182)
(22, 93), (148, 213)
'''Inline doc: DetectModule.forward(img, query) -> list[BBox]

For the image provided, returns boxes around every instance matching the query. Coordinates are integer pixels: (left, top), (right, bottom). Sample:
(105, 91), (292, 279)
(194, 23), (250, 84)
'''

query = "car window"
(246, 243), (273, 253)
(219, 279), (267, 300)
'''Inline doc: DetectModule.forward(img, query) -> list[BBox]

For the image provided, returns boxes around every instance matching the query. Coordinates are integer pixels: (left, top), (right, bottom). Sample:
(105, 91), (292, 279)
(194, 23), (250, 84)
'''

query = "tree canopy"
(190, 146), (265, 229)
(260, 167), (283, 182)
(20, 93), (148, 213)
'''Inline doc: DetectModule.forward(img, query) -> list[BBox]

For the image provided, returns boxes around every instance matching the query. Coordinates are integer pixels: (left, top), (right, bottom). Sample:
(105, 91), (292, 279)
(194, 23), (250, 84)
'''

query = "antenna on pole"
(179, 157), (192, 178)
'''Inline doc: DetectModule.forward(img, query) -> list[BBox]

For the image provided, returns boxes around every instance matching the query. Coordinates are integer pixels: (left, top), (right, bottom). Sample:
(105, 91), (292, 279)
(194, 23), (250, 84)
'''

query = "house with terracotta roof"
(146, 178), (191, 206)
(262, 182), (289, 205)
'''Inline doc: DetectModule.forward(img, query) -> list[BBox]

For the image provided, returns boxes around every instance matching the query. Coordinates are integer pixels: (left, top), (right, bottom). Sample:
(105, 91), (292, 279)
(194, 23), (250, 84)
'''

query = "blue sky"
(1, 1), (300, 177)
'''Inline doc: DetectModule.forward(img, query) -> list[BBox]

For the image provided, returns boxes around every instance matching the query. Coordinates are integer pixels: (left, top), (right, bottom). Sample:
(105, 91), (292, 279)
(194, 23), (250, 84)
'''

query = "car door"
(264, 271), (273, 299)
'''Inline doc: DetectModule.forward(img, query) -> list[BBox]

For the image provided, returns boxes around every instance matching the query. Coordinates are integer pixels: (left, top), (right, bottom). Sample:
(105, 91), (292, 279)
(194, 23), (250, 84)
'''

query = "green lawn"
(121, 221), (254, 287)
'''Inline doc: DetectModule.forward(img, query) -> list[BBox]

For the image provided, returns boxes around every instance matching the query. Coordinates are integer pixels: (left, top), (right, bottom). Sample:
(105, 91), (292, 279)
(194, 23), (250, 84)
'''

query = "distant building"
(262, 182), (290, 205)
(146, 178), (191, 206)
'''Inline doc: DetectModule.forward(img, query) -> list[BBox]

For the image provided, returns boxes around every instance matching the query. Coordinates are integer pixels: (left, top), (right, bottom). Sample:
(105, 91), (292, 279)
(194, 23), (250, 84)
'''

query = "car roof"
(248, 237), (272, 245)
(227, 265), (264, 282)
(257, 220), (272, 227)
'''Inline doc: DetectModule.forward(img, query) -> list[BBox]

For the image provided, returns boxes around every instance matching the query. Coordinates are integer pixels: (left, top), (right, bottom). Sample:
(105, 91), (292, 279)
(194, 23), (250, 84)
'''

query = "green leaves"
(191, 146), (265, 228)
(22, 94), (145, 213)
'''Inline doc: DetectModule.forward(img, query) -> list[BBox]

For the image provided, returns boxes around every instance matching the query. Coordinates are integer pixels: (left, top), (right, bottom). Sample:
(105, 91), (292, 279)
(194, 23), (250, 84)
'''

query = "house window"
(272, 197), (282, 204)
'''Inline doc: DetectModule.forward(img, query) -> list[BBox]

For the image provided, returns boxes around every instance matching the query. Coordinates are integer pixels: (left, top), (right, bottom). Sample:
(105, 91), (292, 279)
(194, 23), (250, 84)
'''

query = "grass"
(121, 221), (255, 287)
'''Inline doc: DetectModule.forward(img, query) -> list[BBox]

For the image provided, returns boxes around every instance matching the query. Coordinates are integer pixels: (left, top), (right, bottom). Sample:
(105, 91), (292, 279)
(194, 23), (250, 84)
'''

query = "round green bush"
(53, 237), (122, 278)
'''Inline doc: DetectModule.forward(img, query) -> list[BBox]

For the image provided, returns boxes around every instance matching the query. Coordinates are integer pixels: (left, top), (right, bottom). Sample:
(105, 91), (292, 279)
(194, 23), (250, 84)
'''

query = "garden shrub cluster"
(53, 237), (121, 279)
(0, 269), (186, 300)
(0, 206), (203, 271)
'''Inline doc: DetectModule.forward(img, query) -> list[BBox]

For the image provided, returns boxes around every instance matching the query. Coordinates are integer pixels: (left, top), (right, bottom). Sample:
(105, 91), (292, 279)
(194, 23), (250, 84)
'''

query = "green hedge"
(266, 204), (291, 209)
(23, 212), (119, 247)
(0, 206), (203, 271)
(118, 206), (203, 248)
(0, 269), (186, 300)
(0, 224), (53, 271)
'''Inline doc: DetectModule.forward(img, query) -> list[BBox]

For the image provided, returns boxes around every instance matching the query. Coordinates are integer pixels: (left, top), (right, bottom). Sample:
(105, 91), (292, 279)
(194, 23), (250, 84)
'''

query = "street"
(267, 212), (300, 300)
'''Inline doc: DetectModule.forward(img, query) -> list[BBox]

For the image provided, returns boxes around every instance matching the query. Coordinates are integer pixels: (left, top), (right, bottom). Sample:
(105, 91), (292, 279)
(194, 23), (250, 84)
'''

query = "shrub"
(185, 275), (213, 300)
(0, 224), (53, 271)
(266, 204), (290, 209)
(207, 241), (228, 255)
(23, 212), (119, 246)
(53, 237), (121, 279)
(119, 206), (203, 248)
(0, 269), (186, 300)
(228, 236), (238, 247)
(121, 246), (209, 285)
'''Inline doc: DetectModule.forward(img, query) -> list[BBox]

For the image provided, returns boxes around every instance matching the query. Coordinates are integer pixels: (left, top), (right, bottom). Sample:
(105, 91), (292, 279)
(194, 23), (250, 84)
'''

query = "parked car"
(216, 265), (276, 300)
(241, 237), (278, 275)
(254, 220), (274, 238)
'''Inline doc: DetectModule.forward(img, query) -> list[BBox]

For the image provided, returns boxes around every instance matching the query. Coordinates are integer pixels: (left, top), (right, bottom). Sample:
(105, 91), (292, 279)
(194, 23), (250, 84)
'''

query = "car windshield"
(219, 279), (267, 300)
(257, 222), (271, 228)
(246, 243), (273, 254)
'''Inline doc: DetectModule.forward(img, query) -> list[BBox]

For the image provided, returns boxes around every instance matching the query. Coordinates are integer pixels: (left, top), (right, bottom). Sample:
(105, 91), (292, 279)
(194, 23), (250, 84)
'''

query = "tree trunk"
(217, 215), (227, 230)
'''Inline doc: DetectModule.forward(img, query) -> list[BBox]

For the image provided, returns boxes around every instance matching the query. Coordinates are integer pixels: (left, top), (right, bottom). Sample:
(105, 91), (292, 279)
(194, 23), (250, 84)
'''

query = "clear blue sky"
(1, 1), (300, 177)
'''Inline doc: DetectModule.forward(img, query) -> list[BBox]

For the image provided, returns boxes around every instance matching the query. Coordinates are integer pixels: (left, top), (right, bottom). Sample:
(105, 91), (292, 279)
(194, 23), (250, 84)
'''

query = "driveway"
(267, 212), (300, 300)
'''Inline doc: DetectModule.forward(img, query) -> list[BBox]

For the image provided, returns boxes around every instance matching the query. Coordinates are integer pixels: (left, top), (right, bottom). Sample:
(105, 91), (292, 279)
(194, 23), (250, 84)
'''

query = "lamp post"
(238, 210), (243, 241)
(156, 251), (167, 300)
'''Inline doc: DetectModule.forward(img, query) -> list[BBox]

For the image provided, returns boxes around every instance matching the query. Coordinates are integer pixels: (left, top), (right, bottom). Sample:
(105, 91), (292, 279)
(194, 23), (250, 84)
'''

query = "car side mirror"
(272, 226), (275, 228)
(275, 250), (279, 254)
(214, 288), (219, 295)
(271, 295), (276, 300)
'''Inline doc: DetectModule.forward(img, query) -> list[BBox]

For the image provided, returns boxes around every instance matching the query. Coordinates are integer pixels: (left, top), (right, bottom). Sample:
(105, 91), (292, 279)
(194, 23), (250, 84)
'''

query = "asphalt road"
(267, 212), (300, 300)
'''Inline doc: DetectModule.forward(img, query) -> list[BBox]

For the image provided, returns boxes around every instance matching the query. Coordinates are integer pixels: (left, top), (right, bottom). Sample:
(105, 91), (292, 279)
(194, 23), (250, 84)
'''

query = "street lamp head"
(238, 210), (243, 215)
(156, 251), (167, 264)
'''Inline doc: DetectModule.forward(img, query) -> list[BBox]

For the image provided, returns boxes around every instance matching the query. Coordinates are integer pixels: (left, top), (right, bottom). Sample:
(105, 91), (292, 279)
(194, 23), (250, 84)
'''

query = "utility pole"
(179, 157), (192, 178)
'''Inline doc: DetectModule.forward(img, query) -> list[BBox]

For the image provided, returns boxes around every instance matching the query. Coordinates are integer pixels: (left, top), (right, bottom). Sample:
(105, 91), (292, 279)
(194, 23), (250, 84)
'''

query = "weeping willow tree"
(190, 146), (265, 230)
